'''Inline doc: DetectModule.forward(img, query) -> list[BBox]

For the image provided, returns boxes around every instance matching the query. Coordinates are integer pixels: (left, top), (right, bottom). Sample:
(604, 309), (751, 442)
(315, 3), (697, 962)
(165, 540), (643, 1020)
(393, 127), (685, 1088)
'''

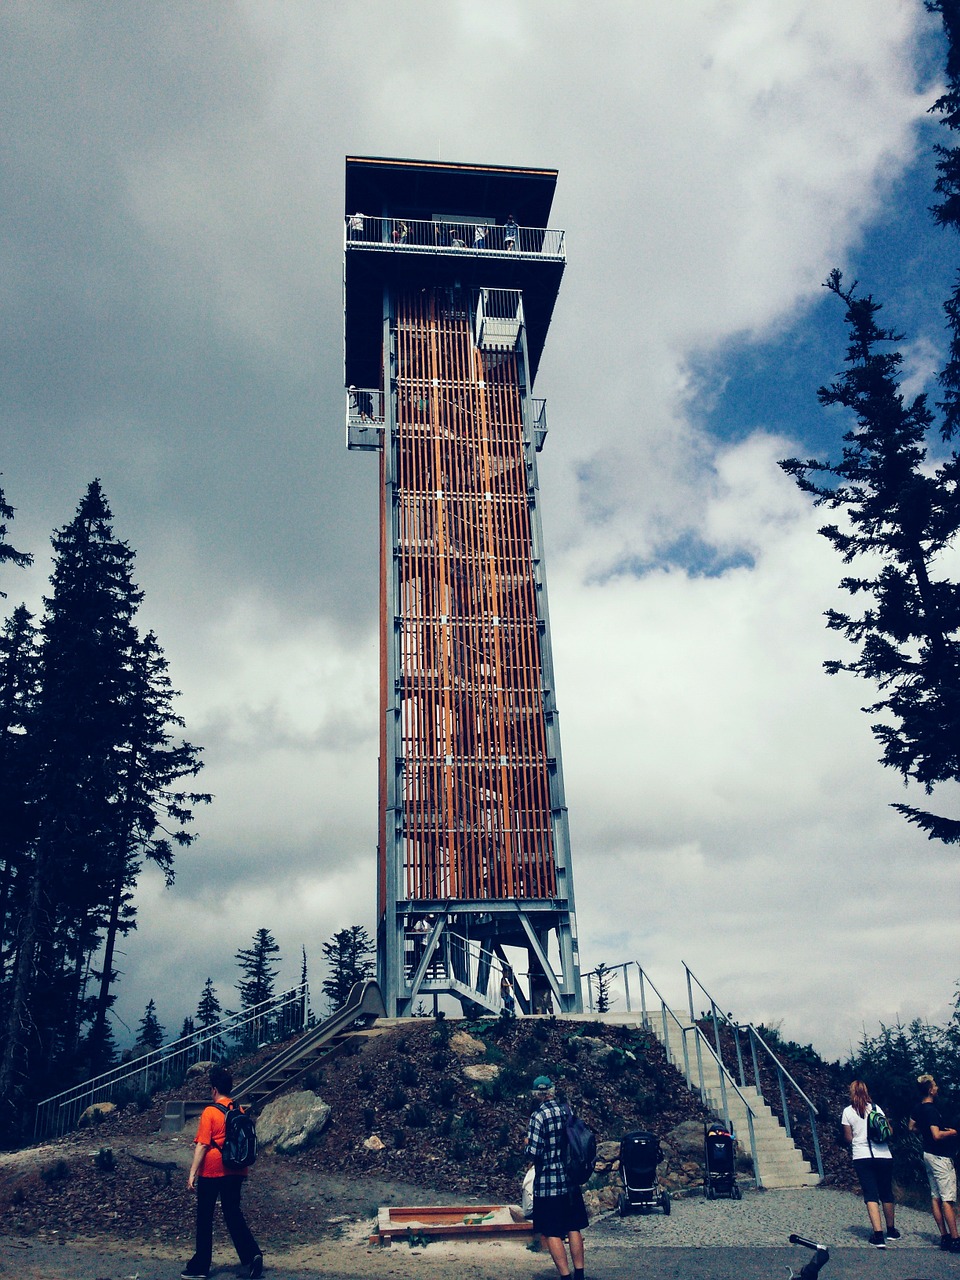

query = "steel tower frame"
(344, 156), (582, 1017)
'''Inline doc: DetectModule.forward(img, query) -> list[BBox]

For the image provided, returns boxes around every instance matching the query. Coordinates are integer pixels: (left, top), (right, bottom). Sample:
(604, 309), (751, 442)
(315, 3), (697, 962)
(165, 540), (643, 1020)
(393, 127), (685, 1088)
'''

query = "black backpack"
(213, 1101), (258, 1169)
(562, 1105), (597, 1186)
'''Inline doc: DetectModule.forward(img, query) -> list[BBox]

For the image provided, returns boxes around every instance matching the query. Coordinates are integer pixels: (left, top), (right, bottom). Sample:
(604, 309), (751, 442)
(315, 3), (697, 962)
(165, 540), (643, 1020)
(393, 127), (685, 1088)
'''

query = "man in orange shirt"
(181, 1065), (262, 1279)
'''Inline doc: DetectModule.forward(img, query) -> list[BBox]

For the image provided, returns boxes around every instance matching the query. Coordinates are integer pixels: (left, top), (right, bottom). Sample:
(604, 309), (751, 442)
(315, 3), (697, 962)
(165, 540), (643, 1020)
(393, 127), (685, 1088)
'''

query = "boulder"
(79, 1102), (116, 1126)
(185, 1060), (215, 1081)
(450, 1030), (486, 1059)
(594, 1141), (620, 1173)
(256, 1090), (331, 1154)
(568, 1036), (613, 1061)
(463, 1063), (500, 1082)
(664, 1119), (704, 1159)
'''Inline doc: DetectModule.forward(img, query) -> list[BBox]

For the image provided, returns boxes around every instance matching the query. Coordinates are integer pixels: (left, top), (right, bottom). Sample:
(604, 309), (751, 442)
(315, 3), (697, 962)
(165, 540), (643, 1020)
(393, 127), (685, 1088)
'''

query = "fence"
(345, 214), (565, 259)
(34, 982), (309, 1141)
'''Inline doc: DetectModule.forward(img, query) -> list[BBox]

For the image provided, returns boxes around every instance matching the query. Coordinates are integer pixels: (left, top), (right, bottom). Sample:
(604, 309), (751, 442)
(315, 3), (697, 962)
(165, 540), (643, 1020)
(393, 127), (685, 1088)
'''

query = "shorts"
(532, 1189), (588, 1238)
(924, 1151), (958, 1202)
(853, 1156), (894, 1205)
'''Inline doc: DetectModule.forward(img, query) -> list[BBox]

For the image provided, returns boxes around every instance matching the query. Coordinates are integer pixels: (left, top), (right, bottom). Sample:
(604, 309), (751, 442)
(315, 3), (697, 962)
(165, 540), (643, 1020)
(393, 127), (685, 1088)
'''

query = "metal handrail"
(345, 214), (565, 260)
(34, 981), (309, 1141)
(627, 963), (763, 1189)
(684, 962), (824, 1180)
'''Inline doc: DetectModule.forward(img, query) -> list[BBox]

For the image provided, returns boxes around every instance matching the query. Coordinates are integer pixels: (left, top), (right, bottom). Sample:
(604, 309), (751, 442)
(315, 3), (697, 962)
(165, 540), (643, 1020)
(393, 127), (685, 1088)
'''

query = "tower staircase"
(583, 963), (823, 1191)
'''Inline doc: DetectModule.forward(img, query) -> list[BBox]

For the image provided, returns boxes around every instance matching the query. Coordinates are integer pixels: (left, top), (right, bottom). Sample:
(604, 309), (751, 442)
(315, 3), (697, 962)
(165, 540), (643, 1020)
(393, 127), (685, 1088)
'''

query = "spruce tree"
(0, 481), (209, 1118)
(0, 479), (32, 594)
(236, 929), (281, 1048)
(195, 977), (226, 1060)
(134, 998), (165, 1052)
(780, 8), (960, 844)
(320, 926), (374, 1011)
(0, 607), (40, 990)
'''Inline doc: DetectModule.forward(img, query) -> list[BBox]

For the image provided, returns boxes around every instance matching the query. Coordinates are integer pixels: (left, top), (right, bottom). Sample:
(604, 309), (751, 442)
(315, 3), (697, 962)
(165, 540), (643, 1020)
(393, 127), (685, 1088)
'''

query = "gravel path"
(588, 1185), (943, 1250)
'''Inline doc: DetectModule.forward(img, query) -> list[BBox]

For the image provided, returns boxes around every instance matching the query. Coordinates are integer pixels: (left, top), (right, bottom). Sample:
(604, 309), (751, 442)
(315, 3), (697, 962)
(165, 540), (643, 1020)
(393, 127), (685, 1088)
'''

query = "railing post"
(639, 966), (648, 1028)
(680, 1025), (693, 1090)
(733, 1024), (747, 1087)
(686, 964), (695, 1024)
(777, 1066), (792, 1140)
(749, 1026), (761, 1092)
(623, 962), (631, 1013)
(809, 1102), (825, 1180)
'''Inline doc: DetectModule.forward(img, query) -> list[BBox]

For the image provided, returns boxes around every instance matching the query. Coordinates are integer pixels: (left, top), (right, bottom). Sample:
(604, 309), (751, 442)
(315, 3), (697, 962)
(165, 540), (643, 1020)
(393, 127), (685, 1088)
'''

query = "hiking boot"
(885, 1227), (901, 1241)
(868, 1232), (886, 1249)
(181, 1268), (209, 1279)
(940, 1235), (953, 1250)
(949, 1237), (960, 1253)
(238, 1254), (264, 1278)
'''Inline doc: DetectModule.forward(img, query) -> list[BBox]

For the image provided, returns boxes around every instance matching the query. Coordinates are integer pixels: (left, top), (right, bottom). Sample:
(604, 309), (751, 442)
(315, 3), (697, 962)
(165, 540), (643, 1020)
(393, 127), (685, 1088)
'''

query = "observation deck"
(344, 155), (565, 387)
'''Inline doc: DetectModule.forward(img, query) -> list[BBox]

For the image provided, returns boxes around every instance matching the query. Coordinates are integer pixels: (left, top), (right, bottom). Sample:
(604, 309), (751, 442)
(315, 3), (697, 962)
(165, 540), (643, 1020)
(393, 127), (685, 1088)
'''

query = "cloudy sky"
(2, 1), (958, 1061)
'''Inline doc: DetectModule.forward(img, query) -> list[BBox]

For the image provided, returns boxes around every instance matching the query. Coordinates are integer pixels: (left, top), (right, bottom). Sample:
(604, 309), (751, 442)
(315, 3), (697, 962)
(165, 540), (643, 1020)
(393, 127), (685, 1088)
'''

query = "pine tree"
(134, 998), (165, 1052)
(236, 929), (281, 1048)
(0, 479), (32, 595)
(779, 8), (960, 845)
(195, 977), (226, 1060)
(320, 926), (374, 1011)
(780, 276), (960, 843)
(0, 481), (208, 1118)
(0, 606), (40, 989)
(87, 627), (209, 1060)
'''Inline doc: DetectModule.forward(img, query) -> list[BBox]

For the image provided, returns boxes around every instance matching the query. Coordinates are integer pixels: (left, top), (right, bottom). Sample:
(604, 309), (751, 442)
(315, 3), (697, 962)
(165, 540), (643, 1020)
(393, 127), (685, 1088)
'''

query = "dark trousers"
(190, 1175), (259, 1271)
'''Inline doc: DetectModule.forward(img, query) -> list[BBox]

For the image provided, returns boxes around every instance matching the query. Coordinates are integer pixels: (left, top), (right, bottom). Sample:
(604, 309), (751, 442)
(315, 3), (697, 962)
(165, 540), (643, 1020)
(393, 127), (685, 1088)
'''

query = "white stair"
(651, 1011), (820, 1189)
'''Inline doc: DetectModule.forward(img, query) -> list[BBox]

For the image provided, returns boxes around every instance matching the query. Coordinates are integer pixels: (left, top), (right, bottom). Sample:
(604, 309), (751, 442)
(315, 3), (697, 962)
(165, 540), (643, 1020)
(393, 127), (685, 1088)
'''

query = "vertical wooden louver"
(383, 288), (557, 905)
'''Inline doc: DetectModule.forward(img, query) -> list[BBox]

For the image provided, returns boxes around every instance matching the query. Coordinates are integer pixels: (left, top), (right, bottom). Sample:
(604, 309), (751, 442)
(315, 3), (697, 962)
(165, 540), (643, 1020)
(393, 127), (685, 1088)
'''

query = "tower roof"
(345, 155), (558, 226)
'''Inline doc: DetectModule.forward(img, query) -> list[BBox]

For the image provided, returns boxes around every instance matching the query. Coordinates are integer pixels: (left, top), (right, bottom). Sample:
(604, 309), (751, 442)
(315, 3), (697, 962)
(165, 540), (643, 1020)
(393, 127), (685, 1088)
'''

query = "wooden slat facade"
(381, 289), (557, 907)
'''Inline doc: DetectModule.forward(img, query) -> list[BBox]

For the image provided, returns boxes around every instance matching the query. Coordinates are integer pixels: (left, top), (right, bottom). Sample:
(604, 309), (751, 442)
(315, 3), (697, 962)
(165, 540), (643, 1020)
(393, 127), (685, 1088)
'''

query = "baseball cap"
(533, 1075), (554, 1089)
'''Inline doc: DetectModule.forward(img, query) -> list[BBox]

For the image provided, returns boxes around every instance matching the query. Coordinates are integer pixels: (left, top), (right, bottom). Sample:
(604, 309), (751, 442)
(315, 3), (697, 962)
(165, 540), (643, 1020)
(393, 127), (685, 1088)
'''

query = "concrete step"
(647, 1008), (821, 1190)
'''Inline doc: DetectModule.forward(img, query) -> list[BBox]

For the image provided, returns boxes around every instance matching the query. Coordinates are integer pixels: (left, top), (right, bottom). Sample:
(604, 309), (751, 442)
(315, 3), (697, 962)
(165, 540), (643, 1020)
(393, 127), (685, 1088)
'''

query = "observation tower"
(344, 156), (582, 1017)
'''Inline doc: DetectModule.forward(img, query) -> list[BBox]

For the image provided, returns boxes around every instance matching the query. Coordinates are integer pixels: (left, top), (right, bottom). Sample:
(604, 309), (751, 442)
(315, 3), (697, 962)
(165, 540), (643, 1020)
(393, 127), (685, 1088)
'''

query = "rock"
(450, 1030), (487, 1059)
(185, 1060), (215, 1080)
(463, 1063), (500, 1082)
(595, 1140), (620, 1169)
(79, 1102), (115, 1126)
(363, 1134), (386, 1151)
(257, 1091), (331, 1154)
(569, 1036), (614, 1061)
(665, 1119), (704, 1159)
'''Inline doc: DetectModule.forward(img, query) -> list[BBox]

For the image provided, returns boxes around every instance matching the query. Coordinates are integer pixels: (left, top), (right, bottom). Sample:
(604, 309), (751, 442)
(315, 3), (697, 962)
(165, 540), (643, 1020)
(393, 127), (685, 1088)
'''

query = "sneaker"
(868, 1232), (886, 1249)
(238, 1255), (264, 1279)
(940, 1235), (953, 1250)
(180, 1269), (209, 1279)
(885, 1227), (901, 1241)
(949, 1237), (960, 1253)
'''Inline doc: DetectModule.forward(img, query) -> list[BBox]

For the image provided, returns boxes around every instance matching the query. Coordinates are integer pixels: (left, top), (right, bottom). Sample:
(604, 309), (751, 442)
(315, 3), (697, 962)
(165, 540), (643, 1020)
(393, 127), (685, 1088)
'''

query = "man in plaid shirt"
(525, 1075), (587, 1280)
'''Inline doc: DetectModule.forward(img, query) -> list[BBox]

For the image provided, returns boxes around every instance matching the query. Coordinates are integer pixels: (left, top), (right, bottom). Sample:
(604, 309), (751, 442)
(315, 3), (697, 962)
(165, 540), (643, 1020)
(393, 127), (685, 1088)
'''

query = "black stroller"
(704, 1123), (741, 1199)
(617, 1130), (671, 1216)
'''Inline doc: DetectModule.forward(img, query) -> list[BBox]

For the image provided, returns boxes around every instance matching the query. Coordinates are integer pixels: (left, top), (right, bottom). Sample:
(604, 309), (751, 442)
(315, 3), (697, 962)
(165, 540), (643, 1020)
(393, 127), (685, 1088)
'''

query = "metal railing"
(345, 214), (565, 260)
(34, 982), (310, 1141)
(617, 963), (763, 1187)
(684, 963), (824, 1180)
(346, 387), (547, 452)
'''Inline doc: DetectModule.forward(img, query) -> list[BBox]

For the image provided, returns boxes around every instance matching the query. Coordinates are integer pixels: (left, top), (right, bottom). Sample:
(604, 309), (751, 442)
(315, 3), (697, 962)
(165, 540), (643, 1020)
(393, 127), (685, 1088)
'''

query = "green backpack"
(867, 1106), (893, 1145)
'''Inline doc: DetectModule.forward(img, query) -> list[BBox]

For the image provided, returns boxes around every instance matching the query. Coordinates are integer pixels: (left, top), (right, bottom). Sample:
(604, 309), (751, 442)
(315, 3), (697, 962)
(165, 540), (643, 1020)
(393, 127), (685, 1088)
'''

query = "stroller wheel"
(706, 1184), (715, 1200)
(662, 1192), (671, 1215)
(617, 1193), (629, 1218)
(732, 1183), (742, 1200)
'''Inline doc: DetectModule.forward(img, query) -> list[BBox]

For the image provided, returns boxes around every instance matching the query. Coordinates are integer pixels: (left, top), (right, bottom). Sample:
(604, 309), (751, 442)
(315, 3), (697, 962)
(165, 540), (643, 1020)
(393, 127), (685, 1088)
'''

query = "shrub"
(384, 1086), (408, 1112)
(356, 1070), (376, 1093)
(430, 1051), (448, 1072)
(394, 1037), (409, 1055)
(406, 1102), (429, 1128)
(363, 1107), (375, 1134)
(40, 1160), (70, 1186)
(430, 1078), (457, 1107)
(399, 1061), (418, 1087)
(94, 1147), (116, 1173)
(393, 1127), (406, 1148)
